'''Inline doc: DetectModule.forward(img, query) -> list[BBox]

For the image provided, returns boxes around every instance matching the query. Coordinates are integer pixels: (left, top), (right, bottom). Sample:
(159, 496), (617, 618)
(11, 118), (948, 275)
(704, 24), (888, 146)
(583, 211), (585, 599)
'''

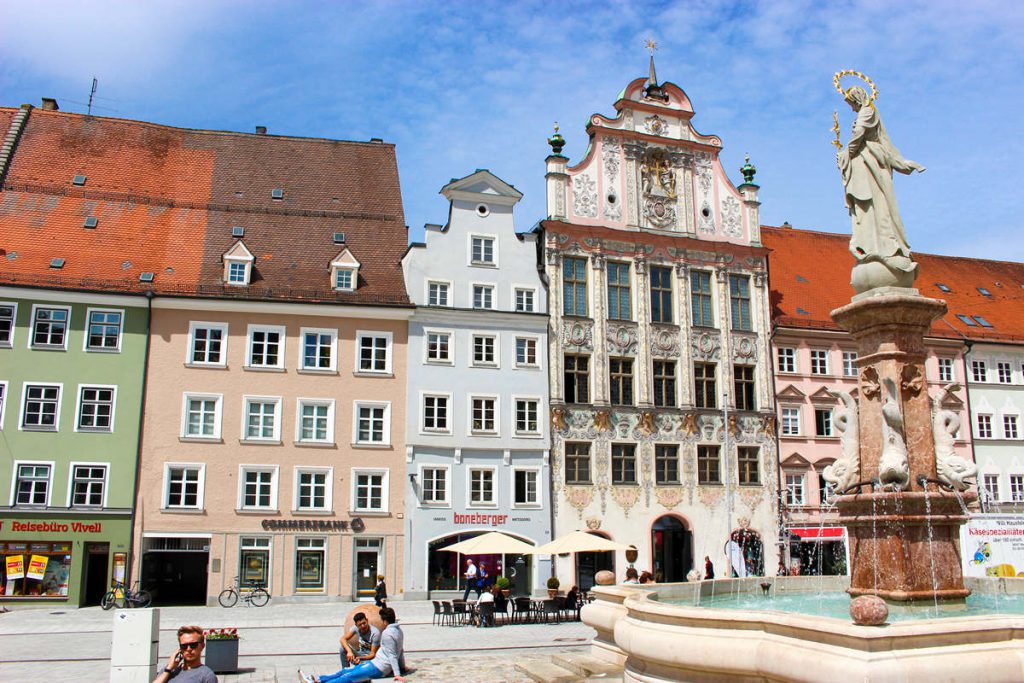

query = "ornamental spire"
(643, 38), (668, 102)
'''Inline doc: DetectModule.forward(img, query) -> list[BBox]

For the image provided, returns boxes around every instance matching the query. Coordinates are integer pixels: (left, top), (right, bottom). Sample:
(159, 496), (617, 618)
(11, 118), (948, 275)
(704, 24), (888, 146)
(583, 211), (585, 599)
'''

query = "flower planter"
(204, 637), (239, 673)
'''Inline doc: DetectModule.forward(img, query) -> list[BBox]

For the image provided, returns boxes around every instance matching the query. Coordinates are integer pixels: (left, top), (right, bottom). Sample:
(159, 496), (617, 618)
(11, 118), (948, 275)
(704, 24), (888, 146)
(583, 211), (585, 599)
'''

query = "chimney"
(255, 126), (267, 135)
(41, 98), (59, 111)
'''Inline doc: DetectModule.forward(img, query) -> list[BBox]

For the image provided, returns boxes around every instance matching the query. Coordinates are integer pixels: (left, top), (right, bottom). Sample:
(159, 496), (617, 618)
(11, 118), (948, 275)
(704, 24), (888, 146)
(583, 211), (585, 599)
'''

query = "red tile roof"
(763, 226), (1024, 343)
(0, 106), (410, 306)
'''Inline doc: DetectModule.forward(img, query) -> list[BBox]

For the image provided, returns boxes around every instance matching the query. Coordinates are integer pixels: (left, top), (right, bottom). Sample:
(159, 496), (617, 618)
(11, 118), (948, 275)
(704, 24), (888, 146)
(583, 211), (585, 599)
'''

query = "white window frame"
(66, 461), (110, 508)
(241, 395), (282, 443)
(19, 381), (62, 432)
(977, 414), (993, 439)
(470, 333), (498, 368)
(180, 392), (223, 440)
(246, 324), (286, 370)
(780, 406), (801, 436)
(469, 233), (498, 267)
(0, 301), (17, 348)
(350, 468), (390, 513)
(298, 327), (338, 373)
(937, 357), (954, 383)
(29, 304), (71, 351)
(418, 464), (451, 507)
(514, 336), (540, 369)
(785, 473), (806, 506)
(471, 282), (496, 310)
(468, 394), (499, 436)
(511, 467), (542, 508)
(467, 466), (498, 508)
(513, 286), (538, 313)
(74, 383), (118, 433)
(424, 329), (454, 365)
(1011, 475), (1024, 503)
(186, 321), (229, 367)
(0, 381), (7, 430)
(83, 307), (124, 353)
(814, 407), (834, 438)
(226, 259), (251, 286)
(333, 267), (357, 292)
(983, 473), (1000, 503)
(776, 347), (796, 374)
(293, 466), (333, 512)
(1004, 414), (1020, 440)
(355, 330), (393, 375)
(238, 465), (280, 511)
(997, 361), (1013, 384)
(162, 462), (206, 510)
(810, 349), (830, 376)
(841, 351), (857, 377)
(971, 360), (987, 383)
(420, 391), (452, 435)
(513, 396), (542, 437)
(352, 401), (392, 446)
(294, 398), (336, 445)
(426, 279), (453, 307)
(10, 460), (54, 507)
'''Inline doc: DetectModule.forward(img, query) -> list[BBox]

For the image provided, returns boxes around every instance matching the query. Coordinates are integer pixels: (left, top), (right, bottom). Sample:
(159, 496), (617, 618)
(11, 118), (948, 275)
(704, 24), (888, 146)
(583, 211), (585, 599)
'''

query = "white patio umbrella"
(436, 531), (537, 555)
(531, 530), (633, 555)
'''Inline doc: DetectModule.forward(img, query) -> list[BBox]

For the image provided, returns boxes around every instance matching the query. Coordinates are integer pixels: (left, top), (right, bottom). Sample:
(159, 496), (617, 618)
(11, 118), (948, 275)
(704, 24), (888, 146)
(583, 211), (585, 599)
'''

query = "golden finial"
(645, 38), (658, 55)
(554, 121), (559, 134)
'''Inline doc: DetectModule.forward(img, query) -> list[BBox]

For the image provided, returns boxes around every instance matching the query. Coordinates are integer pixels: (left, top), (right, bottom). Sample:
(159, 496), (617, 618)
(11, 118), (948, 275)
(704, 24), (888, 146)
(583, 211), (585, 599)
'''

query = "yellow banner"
(5, 555), (25, 580)
(27, 555), (48, 580)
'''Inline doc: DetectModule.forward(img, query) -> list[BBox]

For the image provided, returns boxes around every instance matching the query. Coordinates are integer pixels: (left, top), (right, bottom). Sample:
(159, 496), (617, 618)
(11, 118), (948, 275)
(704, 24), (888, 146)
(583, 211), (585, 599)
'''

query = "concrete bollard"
(110, 608), (160, 683)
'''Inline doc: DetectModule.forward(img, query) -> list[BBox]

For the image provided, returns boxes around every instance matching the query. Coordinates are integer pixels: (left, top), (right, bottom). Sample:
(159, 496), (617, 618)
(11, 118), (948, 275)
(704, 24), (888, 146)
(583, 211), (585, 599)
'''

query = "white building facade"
(544, 67), (779, 589)
(401, 171), (551, 599)
(968, 344), (1024, 512)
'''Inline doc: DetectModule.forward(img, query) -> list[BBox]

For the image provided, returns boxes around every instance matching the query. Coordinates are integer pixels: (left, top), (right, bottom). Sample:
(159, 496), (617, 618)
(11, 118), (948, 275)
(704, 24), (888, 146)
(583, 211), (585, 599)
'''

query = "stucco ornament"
(572, 174), (598, 218)
(931, 383), (977, 491)
(834, 74), (925, 294)
(822, 389), (860, 493)
(878, 377), (910, 490)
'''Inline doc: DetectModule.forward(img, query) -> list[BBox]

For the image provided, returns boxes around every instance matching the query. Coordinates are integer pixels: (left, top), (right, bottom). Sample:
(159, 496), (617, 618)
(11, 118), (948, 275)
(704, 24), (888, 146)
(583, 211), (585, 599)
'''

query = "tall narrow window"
(693, 363), (717, 408)
(729, 275), (752, 331)
(564, 355), (590, 404)
(515, 288), (535, 313)
(421, 467), (447, 505)
(983, 474), (1000, 503)
(611, 444), (637, 484)
(690, 271), (714, 327)
(842, 352), (858, 377)
(607, 262), (631, 320)
(244, 398), (279, 441)
(650, 266), (673, 324)
(356, 404), (388, 444)
(738, 447), (760, 485)
(653, 360), (677, 408)
(0, 303), (15, 347)
(733, 365), (756, 410)
(815, 408), (834, 437)
(938, 358), (954, 382)
(655, 444), (679, 484)
(785, 474), (805, 506)
(1005, 415), (1019, 439)
(515, 398), (540, 435)
(781, 407), (801, 436)
(971, 360), (987, 383)
(1012, 476), (1024, 503)
(563, 257), (588, 316)
(565, 442), (591, 484)
(810, 350), (829, 375)
(977, 414), (993, 439)
(997, 362), (1013, 384)
(514, 470), (539, 506)
(697, 445), (720, 484)
(777, 347), (796, 373)
(609, 358), (634, 406)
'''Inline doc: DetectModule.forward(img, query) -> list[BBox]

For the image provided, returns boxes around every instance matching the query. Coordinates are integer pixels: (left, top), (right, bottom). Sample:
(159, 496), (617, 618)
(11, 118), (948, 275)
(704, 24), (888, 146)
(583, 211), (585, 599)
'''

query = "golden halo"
(833, 70), (878, 105)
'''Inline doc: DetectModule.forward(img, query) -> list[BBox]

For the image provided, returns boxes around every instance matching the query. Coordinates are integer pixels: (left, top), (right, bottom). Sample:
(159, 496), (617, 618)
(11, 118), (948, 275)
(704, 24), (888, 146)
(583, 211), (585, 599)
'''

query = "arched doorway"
(651, 516), (692, 583)
(728, 528), (765, 577)
(575, 531), (615, 591)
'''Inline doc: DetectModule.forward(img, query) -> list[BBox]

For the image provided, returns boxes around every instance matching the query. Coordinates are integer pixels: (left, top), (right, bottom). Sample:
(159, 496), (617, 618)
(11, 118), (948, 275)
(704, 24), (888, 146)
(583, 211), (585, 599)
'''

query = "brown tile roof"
(763, 226), (1024, 343)
(0, 107), (410, 306)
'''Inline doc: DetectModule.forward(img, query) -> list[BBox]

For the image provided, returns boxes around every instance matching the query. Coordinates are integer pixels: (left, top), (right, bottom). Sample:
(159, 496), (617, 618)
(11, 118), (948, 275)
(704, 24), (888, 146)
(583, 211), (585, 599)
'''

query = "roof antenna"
(87, 78), (98, 116)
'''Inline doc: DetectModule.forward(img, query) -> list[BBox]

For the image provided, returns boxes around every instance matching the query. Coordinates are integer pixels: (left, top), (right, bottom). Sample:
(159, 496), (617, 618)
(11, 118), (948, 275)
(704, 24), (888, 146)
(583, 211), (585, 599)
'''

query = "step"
(551, 653), (623, 679)
(514, 659), (582, 683)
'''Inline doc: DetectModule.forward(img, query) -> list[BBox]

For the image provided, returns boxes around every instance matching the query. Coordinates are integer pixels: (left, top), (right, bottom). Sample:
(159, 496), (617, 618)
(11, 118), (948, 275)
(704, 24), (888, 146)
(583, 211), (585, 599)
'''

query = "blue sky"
(2, 1), (1022, 260)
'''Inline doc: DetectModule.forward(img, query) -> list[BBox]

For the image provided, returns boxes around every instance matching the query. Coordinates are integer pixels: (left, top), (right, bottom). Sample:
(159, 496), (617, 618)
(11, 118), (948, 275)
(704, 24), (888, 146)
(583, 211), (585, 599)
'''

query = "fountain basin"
(583, 577), (1024, 682)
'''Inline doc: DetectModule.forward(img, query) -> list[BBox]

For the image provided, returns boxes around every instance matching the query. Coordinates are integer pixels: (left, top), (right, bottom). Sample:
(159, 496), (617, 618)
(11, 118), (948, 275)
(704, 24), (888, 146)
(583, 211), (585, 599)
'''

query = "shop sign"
(261, 518), (365, 532)
(453, 512), (509, 526)
(1, 521), (103, 534)
(5, 555), (25, 580)
(26, 555), (48, 580)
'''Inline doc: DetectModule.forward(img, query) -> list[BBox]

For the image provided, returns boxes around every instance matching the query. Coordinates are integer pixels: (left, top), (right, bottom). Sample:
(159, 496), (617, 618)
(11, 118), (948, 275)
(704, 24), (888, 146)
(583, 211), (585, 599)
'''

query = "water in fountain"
(922, 482), (941, 616)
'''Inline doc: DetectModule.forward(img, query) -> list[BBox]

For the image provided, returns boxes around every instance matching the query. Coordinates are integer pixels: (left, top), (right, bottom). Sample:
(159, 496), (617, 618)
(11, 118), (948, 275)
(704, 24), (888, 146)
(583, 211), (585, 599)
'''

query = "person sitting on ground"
(302, 607), (405, 683)
(153, 625), (217, 682)
(339, 612), (381, 670)
(374, 575), (387, 608)
(623, 567), (640, 584)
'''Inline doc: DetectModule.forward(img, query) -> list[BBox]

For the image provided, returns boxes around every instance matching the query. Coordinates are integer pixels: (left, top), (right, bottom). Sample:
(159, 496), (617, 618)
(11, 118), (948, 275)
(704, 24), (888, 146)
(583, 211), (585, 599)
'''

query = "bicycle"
(101, 580), (152, 610)
(218, 576), (270, 608)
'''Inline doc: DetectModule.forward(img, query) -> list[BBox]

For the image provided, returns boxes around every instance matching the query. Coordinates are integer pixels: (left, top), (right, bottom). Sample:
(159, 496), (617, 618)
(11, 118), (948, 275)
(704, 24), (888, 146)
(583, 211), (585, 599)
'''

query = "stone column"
(591, 254), (609, 405)
(634, 258), (652, 407)
(675, 263), (694, 407)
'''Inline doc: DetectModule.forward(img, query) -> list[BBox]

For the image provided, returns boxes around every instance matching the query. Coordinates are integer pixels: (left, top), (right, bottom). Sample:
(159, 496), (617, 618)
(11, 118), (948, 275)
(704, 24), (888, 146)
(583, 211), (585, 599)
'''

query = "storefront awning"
(791, 527), (845, 541)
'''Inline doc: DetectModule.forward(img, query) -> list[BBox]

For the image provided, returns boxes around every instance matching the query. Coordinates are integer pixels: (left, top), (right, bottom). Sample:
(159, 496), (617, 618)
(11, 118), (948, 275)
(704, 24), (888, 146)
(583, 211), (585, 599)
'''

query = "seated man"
(153, 625), (217, 682)
(302, 607), (405, 683)
(339, 612), (380, 669)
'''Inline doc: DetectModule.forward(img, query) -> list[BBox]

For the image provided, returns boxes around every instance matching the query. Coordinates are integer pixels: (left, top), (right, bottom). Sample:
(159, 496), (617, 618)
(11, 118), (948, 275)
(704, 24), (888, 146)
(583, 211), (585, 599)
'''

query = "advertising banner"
(26, 555), (48, 580)
(5, 555), (25, 580)
(960, 515), (1024, 578)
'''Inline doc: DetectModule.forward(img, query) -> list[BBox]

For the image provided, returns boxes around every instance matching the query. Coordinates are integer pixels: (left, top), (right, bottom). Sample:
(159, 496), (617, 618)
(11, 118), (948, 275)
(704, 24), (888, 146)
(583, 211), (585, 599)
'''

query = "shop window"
(421, 467), (448, 505)
(352, 470), (388, 512)
(295, 469), (331, 511)
(247, 325), (285, 369)
(357, 332), (391, 374)
(425, 330), (452, 364)
(296, 400), (334, 443)
(515, 337), (538, 367)
(301, 328), (336, 371)
(653, 360), (676, 408)
(565, 442), (591, 484)
(354, 402), (390, 445)
(14, 463), (52, 506)
(295, 538), (326, 592)
(697, 445), (720, 485)
(243, 397), (281, 442)
(514, 398), (540, 435)
(562, 257), (588, 317)
(655, 444), (679, 485)
(22, 384), (61, 431)
(513, 469), (539, 507)
(240, 467), (277, 510)
(164, 464), (204, 509)
(70, 464), (107, 507)
(31, 306), (70, 350)
(85, 309), (123, 351)
(188, 322), (228, 366)
(469, 468), (496, 506)
(611, 443), (637, 485)
(738, 447), (760, 485)
(239, 537), (270, 588)
(0, 302), (15, 347)
(0, 542), (72, 597)
(77, 386), (115, 432)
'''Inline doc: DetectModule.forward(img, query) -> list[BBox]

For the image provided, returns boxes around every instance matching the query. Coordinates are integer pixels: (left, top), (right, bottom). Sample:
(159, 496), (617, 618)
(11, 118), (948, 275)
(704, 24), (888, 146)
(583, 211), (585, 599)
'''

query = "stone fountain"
(581, 72), (1023, 682)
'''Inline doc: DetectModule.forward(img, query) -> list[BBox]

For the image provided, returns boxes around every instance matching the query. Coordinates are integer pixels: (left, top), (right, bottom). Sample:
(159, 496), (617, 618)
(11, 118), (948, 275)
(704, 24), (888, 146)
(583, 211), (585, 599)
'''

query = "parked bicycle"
(101, 580), (152, 610)
(218, 575), (271, 608)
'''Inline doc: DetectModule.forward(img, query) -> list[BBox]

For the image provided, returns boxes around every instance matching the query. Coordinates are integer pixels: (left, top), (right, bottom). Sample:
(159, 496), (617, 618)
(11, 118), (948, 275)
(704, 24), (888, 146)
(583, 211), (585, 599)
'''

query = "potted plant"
(546, 576), (560, 599)
(496, 576), (511, 598)
(203, 628), (239, 673)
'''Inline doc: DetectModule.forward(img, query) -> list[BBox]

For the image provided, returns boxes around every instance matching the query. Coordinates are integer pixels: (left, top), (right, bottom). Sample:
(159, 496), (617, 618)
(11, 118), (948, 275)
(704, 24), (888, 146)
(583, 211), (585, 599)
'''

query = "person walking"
(462, 559), (477, 601)
(152, 625), (217, 682)
(704, 556), (715, 580)
(476, 563), (489, 598)
(374, 575), (387, 608)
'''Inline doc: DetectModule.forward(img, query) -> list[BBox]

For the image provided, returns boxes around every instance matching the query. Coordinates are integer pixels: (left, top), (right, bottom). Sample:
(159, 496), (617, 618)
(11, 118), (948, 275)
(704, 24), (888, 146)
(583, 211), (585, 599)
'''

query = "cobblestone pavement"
(0, 600), (595, 682)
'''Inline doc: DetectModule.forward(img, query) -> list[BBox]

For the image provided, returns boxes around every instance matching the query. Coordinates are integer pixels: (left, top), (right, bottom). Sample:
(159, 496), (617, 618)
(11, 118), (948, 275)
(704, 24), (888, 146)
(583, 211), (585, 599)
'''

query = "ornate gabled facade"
(544, 65), (778, 588)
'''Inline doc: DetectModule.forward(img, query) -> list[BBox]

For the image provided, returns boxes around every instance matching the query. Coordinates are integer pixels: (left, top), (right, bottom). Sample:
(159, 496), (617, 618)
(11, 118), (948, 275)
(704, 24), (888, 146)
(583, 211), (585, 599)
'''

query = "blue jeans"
(319, 660), (385, 683)
(339, 647), (372, 667)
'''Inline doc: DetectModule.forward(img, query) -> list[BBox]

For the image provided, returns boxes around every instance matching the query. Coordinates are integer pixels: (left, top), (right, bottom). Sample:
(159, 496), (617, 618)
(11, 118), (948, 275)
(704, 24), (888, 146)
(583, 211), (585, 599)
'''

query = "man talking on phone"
(152, 625), (217, 682)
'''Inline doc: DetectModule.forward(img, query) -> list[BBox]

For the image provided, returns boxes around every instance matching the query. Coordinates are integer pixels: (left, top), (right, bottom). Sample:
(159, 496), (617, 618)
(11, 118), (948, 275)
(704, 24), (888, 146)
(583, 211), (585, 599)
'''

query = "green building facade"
(0, 287), (148, 606)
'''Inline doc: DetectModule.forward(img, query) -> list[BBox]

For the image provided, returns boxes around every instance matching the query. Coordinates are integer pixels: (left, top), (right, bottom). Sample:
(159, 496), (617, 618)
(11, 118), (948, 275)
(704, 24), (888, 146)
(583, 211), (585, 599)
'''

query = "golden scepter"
(831, 110), (842, 153)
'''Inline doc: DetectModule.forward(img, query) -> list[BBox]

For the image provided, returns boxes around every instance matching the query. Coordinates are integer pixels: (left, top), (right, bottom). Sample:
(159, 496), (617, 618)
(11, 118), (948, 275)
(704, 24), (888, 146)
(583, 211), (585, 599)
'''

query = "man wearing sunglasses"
(152, 625), (217, 682)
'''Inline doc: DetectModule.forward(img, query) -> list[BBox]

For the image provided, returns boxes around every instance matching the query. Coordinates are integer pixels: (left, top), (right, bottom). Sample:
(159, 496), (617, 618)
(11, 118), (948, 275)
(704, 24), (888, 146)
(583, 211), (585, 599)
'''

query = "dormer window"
(222, 241), (254, 287)
(330, 247), (361, 293)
